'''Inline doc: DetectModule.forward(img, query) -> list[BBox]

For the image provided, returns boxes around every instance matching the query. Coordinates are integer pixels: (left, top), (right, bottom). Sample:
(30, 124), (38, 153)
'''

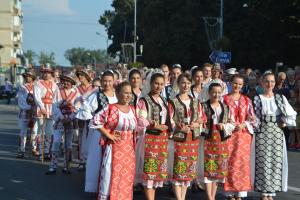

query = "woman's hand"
(147, 120), (156, 129)
(234, 123), (245, 131)
(155, 124), (168, 131)
(278, 121), (287, 128)
(106, 133), (121, 143)
(189, 122), (200, 130)
(216, 123), (224, 131)
(40, 108), (47, 115)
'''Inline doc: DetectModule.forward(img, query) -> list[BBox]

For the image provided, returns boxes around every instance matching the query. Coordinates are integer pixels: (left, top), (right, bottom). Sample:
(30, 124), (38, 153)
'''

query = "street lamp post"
(133, 0), (137, 63)
(87, 52), (96, 71)
(220, 0), (223, 39)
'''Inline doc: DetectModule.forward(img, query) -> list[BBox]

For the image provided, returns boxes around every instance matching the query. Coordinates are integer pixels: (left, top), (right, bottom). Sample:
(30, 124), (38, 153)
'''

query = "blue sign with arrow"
(209, 51), (231, 64)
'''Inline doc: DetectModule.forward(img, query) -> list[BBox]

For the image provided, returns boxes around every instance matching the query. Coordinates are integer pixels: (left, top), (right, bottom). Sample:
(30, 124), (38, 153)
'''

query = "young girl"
(169, 73), (203, 200)
(223, 75), (256, 200)
(253, 72), (296, 200)
(201, 83), (235, 200)
(137, 72), (171, 200)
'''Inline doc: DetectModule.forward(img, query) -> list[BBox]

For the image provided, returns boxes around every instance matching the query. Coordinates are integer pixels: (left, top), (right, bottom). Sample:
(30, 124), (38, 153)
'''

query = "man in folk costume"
(74, 69), (93, 169)
(16, 71), (37, 158)
(34, 64), (59, 160)
(46, 73), (79, 174)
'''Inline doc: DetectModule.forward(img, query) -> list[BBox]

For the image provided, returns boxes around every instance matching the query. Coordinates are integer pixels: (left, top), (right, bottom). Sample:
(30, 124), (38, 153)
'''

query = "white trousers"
(50, 128), (73, 169)
(18, 120), (37, 152)
(36, 118), (53, 154)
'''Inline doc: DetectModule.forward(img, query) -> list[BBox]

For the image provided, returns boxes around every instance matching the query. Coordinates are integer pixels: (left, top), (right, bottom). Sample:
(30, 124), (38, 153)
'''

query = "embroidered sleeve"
(17, 86), (31, 110)
(244, 98), (257, 134)
(77, 92), (98, 120)
(253, 95), (262, 132)
(136, 99), (149, 132)
(282, 95), (297, 126)
(223, 108), (235, 137)
(91, 105), (109, 129)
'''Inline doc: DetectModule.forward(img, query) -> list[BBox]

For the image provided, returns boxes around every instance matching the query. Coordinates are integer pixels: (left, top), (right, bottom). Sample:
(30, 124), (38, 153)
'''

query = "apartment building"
(0, 0), (23, 67)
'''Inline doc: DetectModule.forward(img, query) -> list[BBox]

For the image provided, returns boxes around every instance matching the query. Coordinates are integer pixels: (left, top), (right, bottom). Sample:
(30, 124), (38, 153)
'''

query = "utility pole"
(220, 0), (224, 39)
(133, 0), (137, 63)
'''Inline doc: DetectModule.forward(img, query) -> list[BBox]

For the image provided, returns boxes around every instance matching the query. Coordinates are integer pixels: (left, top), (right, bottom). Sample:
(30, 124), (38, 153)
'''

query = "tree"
(100, 0), (300, 68)
(23, 49), (37, 65)
(38, 51), (56, 66)
(64, 47), (114, 66)
(99, 0), (135, 59)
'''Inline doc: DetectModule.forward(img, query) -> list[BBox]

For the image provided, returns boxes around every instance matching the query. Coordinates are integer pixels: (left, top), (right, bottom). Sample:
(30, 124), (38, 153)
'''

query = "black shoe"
(44, 153), (51, 160)
(45, 168), (56, 175)
(16, 152), (24, 159)
(77, 163), (86, 171)
(62, 168), (72, 175)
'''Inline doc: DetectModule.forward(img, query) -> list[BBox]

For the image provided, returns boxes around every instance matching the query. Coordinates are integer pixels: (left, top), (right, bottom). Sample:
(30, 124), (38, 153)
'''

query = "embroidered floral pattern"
(144, 158), (158, 173)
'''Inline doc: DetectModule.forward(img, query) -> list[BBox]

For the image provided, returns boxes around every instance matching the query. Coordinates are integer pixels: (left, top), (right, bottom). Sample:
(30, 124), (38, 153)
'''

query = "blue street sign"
(209, 51), (231, 64)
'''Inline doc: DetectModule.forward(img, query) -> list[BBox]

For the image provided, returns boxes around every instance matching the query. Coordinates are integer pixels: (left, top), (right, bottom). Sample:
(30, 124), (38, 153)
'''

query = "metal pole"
(133, 0), (137, 63)
(220, 0), (223, 39)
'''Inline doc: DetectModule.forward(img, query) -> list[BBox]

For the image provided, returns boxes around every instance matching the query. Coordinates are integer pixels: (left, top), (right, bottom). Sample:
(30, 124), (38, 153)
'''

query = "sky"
(23, 0), (113, 66)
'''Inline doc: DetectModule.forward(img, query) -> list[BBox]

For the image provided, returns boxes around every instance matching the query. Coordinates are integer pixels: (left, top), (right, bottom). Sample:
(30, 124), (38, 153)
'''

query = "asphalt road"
(0, 100), (299, 200)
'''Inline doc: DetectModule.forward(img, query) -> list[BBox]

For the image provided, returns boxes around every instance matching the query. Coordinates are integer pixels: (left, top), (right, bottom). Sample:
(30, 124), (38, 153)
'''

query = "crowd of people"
(15, 62), (299, 200)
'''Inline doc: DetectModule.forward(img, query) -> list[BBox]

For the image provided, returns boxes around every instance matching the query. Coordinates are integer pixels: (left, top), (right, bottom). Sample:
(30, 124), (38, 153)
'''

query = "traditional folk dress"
(169, 95), (202, 186)
(130, 89), (141, 109)
(136, 94), (171, 188)
(201, 100), (235, 183)
(94, 104), (137, 200)
(223, 94), (256, 198)
(129, 89), (144, 185)
(50, 87), (79, 171)
(34, 79), (58, 157)
(75, 83), (94, 164)
(253, 94), (296, 197)
(190, 85), (202, 99)
(82, 89), (117, 192)
(17, 82), (37, 153)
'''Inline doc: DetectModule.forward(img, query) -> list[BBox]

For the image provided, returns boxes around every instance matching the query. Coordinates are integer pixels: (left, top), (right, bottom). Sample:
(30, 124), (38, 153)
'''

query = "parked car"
(0, 85), (17, 99)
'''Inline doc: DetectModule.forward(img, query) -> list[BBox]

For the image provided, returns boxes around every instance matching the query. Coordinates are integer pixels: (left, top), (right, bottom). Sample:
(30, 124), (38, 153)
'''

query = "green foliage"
(64, 47), (114, 66)
(129, 61), (144, 68)
(38, 51), (55, 66)
(100, 0), (300, 68)
(23, 49), (37, 65)
(99, 0), (134, 59)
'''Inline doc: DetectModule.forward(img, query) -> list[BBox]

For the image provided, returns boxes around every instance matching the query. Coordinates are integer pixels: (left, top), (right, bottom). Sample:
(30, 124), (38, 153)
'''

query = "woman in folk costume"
(201, 83), (235, 200)
(16, 71), (37, 158)
(46, 73), (79, 174)
(223, 75), (256, 200)
(127, 68), (144, 189)
(34, 64), (59, 160)
(190, 66), (204, 99)
(253, 72), (296, 200)
(74, 69), (94, 169)
(129, 68), (142, 109)
(82, 70), (117, 193)
(168, 73), (203, 200)
(94, 82), (137, 200)
(136, 71), (171, 200)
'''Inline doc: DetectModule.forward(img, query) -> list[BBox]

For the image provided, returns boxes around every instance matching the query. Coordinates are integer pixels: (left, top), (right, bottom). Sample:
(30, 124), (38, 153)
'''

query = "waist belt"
(261, 115), (280, 123)
(42, 98), (53, 104)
